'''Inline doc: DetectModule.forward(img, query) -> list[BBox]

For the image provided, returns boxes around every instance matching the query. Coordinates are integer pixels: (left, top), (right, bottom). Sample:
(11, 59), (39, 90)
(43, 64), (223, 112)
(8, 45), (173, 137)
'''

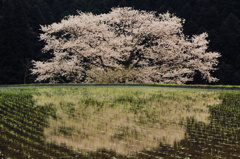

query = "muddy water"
(131, 93), (240, 159)
(1, 92), (240, 158)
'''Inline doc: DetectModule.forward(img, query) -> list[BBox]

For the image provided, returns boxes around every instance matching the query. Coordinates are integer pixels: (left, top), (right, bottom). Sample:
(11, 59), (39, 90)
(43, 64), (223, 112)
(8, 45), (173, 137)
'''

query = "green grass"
(1, 83), (240, 89)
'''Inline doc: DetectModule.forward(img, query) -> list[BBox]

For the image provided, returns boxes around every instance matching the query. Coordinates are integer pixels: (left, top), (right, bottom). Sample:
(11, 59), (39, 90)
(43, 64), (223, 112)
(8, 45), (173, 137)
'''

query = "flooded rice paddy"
(0, 87), (240, 158)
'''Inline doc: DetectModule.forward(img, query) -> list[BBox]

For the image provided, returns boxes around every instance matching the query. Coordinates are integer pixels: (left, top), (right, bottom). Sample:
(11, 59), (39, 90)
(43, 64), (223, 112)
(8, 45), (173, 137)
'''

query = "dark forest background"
(0, 0), (240, 84)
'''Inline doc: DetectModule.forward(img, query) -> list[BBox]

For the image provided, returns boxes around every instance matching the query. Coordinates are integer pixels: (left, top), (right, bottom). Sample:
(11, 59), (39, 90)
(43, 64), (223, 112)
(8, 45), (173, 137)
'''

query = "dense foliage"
(1, 0), (240, 84)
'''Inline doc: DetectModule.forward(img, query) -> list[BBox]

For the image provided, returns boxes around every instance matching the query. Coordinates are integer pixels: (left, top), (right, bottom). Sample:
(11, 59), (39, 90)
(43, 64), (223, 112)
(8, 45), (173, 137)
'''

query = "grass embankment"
(1, 83), (240, 89)
(33, 87), (220, 154)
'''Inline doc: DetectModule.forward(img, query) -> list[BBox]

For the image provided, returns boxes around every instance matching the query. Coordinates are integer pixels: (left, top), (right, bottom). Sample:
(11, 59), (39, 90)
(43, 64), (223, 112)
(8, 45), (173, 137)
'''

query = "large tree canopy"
(31, 7), (220, 84)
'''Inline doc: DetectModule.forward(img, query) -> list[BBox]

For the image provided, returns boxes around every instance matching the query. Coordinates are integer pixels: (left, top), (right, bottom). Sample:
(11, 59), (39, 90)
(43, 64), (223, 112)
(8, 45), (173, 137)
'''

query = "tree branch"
(98, 56), (116, 70)
(131, 55), (142, 69)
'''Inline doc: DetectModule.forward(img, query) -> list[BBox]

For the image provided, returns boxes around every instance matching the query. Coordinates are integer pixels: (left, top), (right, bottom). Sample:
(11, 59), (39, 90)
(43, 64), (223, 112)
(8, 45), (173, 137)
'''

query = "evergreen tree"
(0, 0), (53, 84)
(219, 13), (240, 62)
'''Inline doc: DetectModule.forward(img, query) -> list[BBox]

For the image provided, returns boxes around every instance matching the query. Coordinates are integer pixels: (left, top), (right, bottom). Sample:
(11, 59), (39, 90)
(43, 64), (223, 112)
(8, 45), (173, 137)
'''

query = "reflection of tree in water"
(2, 92), (240, 158)
(136, 93), (240, 158)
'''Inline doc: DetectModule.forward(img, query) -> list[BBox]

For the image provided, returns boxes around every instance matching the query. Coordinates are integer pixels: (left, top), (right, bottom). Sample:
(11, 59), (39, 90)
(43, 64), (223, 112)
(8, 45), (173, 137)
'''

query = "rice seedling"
(1, 86), (240, 158)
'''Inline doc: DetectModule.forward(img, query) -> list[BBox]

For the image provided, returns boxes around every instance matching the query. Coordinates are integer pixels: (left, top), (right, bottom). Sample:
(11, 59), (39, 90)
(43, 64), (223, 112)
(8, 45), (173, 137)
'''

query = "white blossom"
(31, 7), (220, 83)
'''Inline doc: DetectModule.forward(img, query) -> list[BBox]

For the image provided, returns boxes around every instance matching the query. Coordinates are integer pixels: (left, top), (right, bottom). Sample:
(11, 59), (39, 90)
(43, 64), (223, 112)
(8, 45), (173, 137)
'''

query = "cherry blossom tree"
(31, 7), (220, 84)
